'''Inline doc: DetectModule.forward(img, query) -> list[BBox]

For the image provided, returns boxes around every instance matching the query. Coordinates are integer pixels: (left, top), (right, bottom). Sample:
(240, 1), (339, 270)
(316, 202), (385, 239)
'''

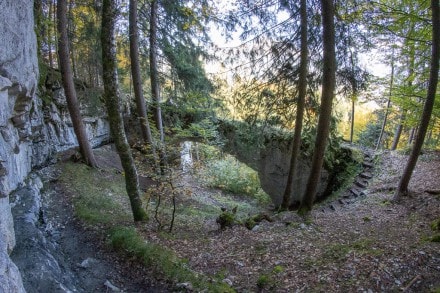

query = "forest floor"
(51, 145), (440, 292)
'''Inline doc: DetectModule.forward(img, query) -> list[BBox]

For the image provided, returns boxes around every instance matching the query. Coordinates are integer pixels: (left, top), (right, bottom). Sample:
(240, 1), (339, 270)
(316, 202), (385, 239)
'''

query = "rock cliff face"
(0, 1), (109, 292)
(218, 121), (329, 207)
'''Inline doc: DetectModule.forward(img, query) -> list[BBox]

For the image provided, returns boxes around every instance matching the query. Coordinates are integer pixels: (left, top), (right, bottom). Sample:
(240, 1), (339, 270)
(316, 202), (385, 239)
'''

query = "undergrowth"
(110, 227), (234, 292)
(59, 161), (235, 292)
(199, 152), (271, 205)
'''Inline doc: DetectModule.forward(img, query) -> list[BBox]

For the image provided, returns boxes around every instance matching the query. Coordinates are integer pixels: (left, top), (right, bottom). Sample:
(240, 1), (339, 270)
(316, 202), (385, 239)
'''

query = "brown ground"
(147, 150), (440, 292)
(55, 147), (440, 292)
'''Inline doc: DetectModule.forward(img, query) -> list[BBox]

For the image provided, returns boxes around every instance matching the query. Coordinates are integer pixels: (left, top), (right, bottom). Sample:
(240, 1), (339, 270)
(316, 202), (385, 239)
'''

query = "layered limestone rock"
(0, 1), (110, 291)
(0, 0), (37, 291)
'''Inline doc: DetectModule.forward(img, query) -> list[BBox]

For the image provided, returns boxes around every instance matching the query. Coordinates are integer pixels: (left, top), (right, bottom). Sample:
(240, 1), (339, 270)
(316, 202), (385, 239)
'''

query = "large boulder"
(218, 120), (330, 207)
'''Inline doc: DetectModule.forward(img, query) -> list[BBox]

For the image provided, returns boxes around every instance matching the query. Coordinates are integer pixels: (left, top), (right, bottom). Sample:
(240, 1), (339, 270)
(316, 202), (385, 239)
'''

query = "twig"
(401, 275), (422, 292)
(425, 189), (440, 195)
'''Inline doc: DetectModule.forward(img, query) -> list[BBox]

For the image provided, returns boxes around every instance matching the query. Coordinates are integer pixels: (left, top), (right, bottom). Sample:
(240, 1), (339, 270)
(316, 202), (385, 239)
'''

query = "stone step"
(359, 172), (373, 180)
(355, 180), (368, 189)
(350, 188), (365, 197)
(362, 161), (374, 169)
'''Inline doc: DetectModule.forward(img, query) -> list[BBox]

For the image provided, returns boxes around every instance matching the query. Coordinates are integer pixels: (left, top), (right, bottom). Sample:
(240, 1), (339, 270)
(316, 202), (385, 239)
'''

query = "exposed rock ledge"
(1, 6), (110, 286)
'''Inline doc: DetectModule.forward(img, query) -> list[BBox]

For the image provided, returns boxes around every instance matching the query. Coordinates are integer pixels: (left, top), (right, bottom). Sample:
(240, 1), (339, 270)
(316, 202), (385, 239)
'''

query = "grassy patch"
(200, 155), (271, 205)
(59, 162), (132, 225)
(60, 162), (234, 291)
(60, 162), (234, 292)
(322, 238), (382, 263)
(256, 265), (284, 290)
(110, 227), (234, 292)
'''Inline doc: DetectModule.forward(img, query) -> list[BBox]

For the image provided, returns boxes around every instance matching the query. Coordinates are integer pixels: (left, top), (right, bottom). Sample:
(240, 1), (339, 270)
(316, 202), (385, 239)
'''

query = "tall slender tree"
(376, 50), (395, 150)
(281, 0), (308, 210)
(394, 0), (439, 201)
(299, 0), (336, 213)
(149, 0), (165, 143)
(101, 0), (147, 222)
(129, 0), (157, 161)
(57, 0), (98, 168)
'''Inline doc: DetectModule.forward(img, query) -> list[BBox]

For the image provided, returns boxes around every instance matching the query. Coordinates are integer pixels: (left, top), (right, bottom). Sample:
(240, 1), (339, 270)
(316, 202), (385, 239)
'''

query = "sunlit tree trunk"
(57, 0), (98, 168)
(394, 0), (439, 201)
(299, 0), (336, 213)
(129, 0), (158, 162)
(350, 98), (355, 143)
(391, 110), (405, 150)
(281, 0), (308, 210)
(376, 52), (395, 150)
(101, 0), (148, 222)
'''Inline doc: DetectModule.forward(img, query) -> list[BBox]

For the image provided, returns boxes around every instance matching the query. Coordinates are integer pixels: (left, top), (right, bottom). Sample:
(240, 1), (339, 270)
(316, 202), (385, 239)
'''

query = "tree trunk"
(48, 0), (54, 68)
(57, 0), (98, 168)
(34, 0), (45, 61)
(408, 127), (416, 145)
(350, 97), (355, 143)
(149, 0), (165, 143)
(101, 0), (147, 222)
(376, 52), (395, 150)
(129, 0), (158, 162)
(68, 0), (77, 78)
(52, 0), (58, 68)
(299, 0), (336, 213)
(281, 0), (308, 210)
(391, 110), (405, 150)
(393, 0), (439, 201)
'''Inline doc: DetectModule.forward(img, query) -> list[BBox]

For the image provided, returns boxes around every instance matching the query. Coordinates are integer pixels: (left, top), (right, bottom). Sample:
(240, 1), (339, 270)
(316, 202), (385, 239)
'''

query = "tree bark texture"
(149, 0), (165, 142)
(129, 0), (157, 158)
(57, 0), (98, 168)
(350, 98), (355, 143)
(101, 0), (147, 221)
(281, 0), (308, 209)
(299, 0), (336, 213)
(391, 110), (405, 150)
(394, 0), (439, 200)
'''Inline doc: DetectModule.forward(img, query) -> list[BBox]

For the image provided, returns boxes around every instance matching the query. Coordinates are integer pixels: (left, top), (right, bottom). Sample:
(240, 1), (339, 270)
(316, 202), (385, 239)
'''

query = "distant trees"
(101, 0), (147, 222)
(367, 0), (439, 150)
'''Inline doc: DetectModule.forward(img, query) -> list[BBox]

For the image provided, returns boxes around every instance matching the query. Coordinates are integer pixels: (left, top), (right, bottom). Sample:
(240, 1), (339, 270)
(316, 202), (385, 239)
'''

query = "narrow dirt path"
(11, 163), (168, 293)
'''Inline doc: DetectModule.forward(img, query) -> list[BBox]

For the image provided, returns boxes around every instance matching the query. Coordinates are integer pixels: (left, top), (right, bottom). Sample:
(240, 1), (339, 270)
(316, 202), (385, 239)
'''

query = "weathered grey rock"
(0, 1), (110, 291)
(0, 198), (15, 253)
(0, 6), (38, 286)
(0, 240), (25, 293)
(219, 121), (329, 207)
(10, 174), (78, 293)
(258, 139), (328, 206)
(0, 0), (38, 91)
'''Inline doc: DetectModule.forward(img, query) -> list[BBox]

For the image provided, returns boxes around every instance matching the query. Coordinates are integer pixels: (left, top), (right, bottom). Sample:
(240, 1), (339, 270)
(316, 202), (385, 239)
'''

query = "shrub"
(201, 155), (270, 204)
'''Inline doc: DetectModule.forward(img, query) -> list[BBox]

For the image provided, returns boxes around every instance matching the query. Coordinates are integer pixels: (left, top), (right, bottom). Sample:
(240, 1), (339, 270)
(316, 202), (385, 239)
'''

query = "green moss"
(431, 218), (440, 231)
(429, 234), (440, 242)
(256, 265), (284, 290)
(216, 208), (237, 230)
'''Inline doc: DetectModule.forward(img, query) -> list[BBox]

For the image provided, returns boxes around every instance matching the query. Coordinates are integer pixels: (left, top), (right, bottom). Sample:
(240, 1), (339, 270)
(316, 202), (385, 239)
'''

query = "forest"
(19, 0), (440, 291)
